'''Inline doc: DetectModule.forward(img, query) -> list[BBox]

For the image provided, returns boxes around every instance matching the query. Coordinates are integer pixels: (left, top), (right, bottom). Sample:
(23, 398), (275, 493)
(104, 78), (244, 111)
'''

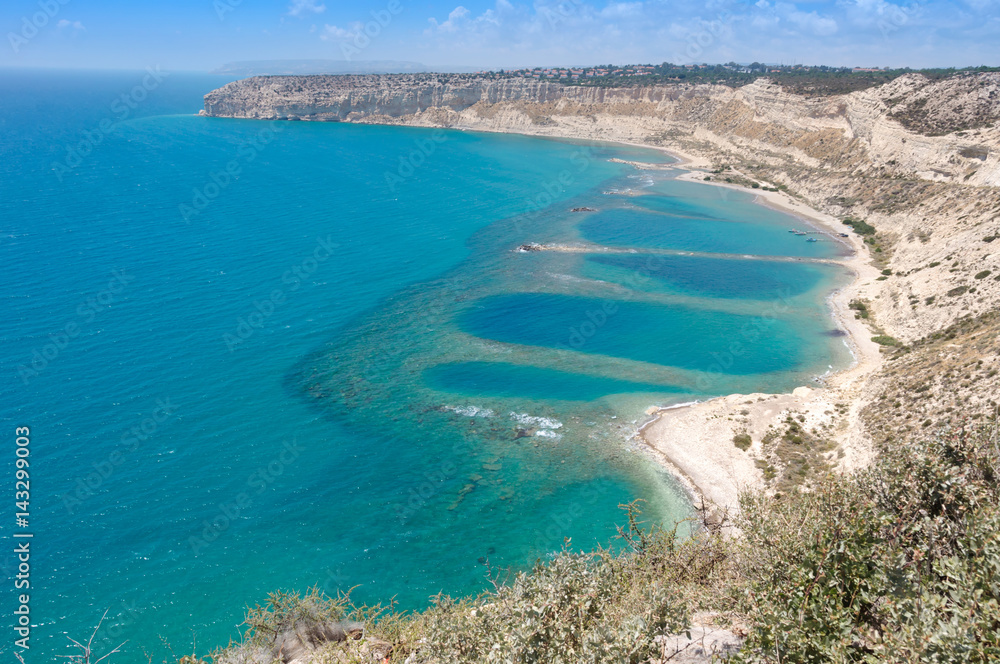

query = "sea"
(0, 69), (854, 661)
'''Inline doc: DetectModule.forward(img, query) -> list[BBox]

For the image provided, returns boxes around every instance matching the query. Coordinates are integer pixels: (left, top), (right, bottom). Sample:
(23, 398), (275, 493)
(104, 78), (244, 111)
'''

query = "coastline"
(512, 127), (883, 516)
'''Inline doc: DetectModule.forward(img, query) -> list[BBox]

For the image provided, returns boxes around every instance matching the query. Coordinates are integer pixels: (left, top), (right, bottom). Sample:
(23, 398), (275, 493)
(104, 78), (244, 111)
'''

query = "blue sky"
(1, 0), (997, 71)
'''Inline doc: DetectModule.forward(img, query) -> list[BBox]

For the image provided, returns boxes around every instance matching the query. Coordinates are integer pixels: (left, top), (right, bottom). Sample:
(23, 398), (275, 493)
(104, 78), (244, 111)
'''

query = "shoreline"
(496, 126), (883, 514)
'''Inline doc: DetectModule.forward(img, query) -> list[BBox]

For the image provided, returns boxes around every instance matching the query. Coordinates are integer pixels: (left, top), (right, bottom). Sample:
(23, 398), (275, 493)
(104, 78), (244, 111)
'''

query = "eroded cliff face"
(203, 74), (999, 186)
(203, 73), (1000, 345)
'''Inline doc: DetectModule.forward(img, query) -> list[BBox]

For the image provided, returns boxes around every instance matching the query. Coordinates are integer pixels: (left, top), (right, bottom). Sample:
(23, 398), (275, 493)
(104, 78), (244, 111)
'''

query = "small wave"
(509, 412), (563, 429)
(661, 400), (702, 411)
(445, 405), (495, 418)
(534, 430), (563, 440)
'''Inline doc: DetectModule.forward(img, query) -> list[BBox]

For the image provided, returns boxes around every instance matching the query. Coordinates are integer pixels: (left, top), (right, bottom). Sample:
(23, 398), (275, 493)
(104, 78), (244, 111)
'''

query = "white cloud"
(782, 6), (839, 34)
(600, 2), (644, 19)
(428, 6), (473, 33)
(412, 0), (996, 69)
(837, 0), (917, 29)
(288, 0), (326, 18)
(57, 19), (85, 31)
(320, 22), (363, 41)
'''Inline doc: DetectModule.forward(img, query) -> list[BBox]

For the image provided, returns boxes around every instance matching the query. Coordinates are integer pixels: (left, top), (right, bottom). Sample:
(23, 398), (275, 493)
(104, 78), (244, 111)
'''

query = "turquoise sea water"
(0, 70), (853, 661)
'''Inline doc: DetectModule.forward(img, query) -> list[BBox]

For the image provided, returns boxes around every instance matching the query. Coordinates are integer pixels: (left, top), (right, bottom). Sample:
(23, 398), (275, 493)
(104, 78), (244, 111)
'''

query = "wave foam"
(445, 405), (495, 418)
(509, 412), (563, 429)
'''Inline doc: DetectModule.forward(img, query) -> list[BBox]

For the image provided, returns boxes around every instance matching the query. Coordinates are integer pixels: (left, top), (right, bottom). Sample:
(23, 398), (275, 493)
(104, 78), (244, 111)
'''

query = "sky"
(0, 0), (997, 72)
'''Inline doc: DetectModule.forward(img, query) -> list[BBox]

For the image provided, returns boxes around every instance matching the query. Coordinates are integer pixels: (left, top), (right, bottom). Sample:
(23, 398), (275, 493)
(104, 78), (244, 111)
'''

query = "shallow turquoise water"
(0, 71), (853, 661)
(578, 183), (843, 258)
(424, 362), (688, 401)
(584, 254), (826, 300)
(459, 293), (805, 374)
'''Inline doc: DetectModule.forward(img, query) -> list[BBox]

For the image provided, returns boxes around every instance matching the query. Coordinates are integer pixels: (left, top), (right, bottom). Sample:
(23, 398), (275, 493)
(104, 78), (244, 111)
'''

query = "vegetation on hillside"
(561, 63), (1000, 96)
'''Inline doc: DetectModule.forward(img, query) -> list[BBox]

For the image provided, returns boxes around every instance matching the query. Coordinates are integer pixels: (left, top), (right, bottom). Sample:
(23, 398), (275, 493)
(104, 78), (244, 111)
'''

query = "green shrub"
(871, 335), (900, 346)
(974, 270), (992, 280)
(849, 300), (870, 319)
(734, 433), (753, 451)
(734, 422), (1000, 663)
(421, 550), (687, 663)
(199, 416), (1000, 664)
(842, 217), (877, 236)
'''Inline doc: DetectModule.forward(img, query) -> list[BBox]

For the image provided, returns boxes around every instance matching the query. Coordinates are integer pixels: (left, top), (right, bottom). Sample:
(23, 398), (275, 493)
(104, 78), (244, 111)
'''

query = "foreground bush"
(735, 422), (1000, 663)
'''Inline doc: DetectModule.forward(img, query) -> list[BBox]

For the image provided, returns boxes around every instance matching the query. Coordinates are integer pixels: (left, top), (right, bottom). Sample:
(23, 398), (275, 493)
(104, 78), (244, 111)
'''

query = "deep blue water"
(0, 70), (853, 661)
